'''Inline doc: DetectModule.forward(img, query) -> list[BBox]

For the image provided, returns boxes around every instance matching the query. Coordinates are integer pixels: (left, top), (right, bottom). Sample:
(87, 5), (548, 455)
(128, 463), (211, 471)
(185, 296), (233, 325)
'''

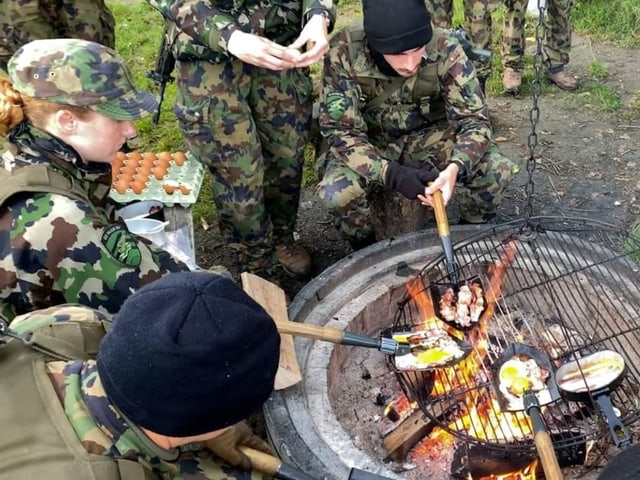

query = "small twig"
(618, 125), (640, 129)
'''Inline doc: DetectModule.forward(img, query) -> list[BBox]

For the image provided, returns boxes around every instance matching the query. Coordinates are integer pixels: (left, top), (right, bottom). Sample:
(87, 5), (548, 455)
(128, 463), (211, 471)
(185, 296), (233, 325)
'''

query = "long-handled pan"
(240, 447), (397, 480)
(430, 190), (487, 331)
(555, 350), (631, 448)
(492, 343), (564, 480)
(276, 319), (472, 371)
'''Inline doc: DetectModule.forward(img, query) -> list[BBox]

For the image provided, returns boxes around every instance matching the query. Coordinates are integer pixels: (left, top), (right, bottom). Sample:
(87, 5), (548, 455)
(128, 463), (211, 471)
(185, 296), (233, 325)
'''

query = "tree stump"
(367, 184), (434, 240)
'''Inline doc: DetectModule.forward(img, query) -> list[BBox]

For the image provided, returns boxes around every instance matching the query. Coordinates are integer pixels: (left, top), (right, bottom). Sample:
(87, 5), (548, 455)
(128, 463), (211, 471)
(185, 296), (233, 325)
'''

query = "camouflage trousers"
(426, 0), (500, 80)
(502, 0), (574, 70)
(0, 0), (115, 71)
(316, 127), (516, 243)
(174, 59), (313, 276)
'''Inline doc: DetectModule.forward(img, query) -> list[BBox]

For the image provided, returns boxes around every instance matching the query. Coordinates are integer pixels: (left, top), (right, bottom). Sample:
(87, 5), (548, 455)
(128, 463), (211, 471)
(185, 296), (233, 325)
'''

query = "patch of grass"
(587, 61), (608, 80)
(572, 0), (640, 47)
(561, 83), (622, 112)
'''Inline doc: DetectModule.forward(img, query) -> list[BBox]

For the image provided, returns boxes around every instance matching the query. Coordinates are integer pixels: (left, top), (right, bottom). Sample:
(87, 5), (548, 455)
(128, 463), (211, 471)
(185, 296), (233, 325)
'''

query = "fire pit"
(264, 218), (640, 479)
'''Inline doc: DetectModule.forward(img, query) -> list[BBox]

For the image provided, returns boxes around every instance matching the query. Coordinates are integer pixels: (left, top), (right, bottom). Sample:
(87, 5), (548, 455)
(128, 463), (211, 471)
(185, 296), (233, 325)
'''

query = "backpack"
(0, 164), (92, 207)
(0, 307), (157, 480)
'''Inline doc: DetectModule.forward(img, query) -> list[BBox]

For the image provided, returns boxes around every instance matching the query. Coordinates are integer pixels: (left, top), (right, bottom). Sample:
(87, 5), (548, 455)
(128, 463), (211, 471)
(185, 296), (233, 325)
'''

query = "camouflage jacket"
(0, 123), (188, 324)
(5, 306), (256, 480)
(318, 23), (492, 183)
(146, 0), (336, 63)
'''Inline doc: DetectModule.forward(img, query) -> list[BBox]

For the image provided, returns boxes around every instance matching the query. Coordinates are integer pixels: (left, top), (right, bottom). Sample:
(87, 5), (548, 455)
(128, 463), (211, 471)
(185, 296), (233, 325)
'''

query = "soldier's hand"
(204, 421), (272, 471)
(384, 162), (438, 199)
(289, 13), (330, 67)
(227, 31), (301, 70)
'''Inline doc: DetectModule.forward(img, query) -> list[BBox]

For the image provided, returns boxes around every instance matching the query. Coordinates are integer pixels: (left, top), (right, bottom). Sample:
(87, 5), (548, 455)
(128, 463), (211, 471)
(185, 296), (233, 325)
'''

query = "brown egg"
(113, 178), (130, 195)
(143, 151), (157, 166)
(162, 183), (177, 195)
(121, 162), (138, 175)
(157, 151), (173, 164)
(129, 179), (147, 195)
(127, 151), (143, 163)
(117, 172), (134, 185)
(152, 165), (168, 180)
(173, 151), (187, 166)
(136, 164), (153, 178)
(178, 183), (192, 195)
(115, 151), (127, 162)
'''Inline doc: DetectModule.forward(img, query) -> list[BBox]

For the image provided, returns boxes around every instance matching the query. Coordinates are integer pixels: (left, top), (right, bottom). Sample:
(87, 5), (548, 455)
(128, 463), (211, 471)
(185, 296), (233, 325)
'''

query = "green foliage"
(587, 61), (608, 80)
(561, 83), (622, 112)
(572, 0), (640, 47)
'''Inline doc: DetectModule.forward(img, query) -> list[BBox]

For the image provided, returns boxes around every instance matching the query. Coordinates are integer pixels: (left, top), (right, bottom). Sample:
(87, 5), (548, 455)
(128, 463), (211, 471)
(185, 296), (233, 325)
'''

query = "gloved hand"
(204, 421), (273, 471)
(384, 162), (438, 199)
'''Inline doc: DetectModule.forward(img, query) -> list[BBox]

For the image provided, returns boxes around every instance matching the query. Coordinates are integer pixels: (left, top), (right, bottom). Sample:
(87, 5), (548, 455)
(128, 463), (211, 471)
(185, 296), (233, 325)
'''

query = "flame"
(403, 240), (542, 478)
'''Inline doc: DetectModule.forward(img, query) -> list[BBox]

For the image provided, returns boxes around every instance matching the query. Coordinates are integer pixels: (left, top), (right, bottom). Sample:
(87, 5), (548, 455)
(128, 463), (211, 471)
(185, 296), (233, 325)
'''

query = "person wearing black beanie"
(315, 0), (517, 250)
(0, 270), (282, 479)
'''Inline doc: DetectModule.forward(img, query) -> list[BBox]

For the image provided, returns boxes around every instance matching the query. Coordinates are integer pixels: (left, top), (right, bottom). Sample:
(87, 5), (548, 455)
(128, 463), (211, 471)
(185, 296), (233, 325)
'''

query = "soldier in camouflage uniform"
(0, 38), (189, 325)
(316, 0), (517, 249)
(425, 0), (499, 89)
(0, 0), (115, 73)
(502, 0), (578, 92)
(145, 0), (337, 280)
(0, 272), (281, 479)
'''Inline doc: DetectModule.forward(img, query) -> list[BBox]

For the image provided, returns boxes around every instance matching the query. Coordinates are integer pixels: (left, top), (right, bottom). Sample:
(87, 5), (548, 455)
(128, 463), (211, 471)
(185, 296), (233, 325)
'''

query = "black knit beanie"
(363, 0), (433, 54)
(97, 272), (280, 437)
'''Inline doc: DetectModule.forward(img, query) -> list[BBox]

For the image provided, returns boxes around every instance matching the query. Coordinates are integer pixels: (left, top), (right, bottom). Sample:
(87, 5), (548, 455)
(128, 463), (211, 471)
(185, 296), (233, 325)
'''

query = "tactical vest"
(0, 316), (157, 480)
(0, 164), (91, 208)
(344, 21), (446, 122)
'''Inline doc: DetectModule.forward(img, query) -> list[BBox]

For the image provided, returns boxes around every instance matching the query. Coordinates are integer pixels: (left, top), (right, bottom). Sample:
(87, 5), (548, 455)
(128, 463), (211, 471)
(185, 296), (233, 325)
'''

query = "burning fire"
(402, 241), (543, 478)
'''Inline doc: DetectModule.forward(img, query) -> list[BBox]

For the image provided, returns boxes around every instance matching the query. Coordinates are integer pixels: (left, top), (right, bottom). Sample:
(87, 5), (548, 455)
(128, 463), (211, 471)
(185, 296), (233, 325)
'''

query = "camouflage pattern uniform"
(146, 0), (336, 277)
(0, 0), (115, 72)
(0, 126), (188, 324)
(317, 24), (516, 244)
(425, 0), (499, 82)
(2, 305), (265, 480)
(502, 0), (574, 71)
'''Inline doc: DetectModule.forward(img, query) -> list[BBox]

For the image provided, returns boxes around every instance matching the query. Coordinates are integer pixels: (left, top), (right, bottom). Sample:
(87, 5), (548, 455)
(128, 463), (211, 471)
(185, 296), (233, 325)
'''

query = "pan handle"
(432, 190), (459, 283)
(276, 320), (402, 354)
(525, 394), (564, 480)
(240, 447), (316, 480)
(595, 394), (632, 447)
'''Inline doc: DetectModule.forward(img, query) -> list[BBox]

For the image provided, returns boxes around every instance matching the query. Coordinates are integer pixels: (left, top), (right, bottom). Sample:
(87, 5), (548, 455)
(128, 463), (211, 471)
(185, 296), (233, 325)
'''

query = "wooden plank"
(241, 272), (302, 390)
(383, 409), (434, 462)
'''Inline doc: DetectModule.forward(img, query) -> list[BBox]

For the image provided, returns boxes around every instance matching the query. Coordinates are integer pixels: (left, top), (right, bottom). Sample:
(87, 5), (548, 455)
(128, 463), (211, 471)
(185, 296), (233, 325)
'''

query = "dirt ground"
(194, 33), (640, 300)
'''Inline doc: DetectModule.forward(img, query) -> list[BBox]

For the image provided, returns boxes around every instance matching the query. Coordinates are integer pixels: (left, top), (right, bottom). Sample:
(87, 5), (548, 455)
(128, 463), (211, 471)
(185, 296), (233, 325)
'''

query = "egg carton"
(109, 151), (205, 207)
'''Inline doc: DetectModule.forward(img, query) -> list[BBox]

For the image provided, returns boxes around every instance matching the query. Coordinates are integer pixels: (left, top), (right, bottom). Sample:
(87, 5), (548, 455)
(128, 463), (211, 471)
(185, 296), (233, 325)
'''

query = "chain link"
(523, 0), (548, 231)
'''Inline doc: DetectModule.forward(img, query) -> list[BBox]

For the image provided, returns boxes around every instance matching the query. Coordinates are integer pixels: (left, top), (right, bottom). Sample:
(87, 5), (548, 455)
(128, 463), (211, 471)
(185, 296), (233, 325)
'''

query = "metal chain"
(523, 0), (548, 232)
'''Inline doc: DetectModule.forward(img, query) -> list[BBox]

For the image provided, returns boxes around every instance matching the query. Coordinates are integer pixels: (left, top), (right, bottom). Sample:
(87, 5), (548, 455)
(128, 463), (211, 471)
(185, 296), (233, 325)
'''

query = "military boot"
(545, 67), (578, 91)
(276, 243), (312, 279)
(502, 67), (522, 93)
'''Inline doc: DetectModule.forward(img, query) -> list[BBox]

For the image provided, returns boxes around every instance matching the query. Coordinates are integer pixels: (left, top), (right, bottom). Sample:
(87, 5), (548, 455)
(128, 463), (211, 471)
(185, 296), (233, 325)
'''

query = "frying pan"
(240, 447), (396, 480)
(492, 343), (564, 480)
(276, 320), (471, 370)
(555, 350), (631, 448)
(430, 190), (487, 331)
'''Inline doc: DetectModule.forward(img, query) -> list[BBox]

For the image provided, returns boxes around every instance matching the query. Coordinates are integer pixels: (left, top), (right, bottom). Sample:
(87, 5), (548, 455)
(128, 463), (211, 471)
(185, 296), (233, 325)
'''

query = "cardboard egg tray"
(109, 151), (205, 207)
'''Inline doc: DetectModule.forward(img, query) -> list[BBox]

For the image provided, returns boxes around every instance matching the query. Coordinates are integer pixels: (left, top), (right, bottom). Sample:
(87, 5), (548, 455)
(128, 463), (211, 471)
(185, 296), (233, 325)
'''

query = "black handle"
(595, 394), (632, 447)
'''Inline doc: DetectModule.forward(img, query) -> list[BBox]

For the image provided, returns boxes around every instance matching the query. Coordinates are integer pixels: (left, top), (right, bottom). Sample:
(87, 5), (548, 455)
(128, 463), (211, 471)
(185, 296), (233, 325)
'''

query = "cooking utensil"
(430, 190), (487, 330)
(555, 350), (631, 447)
(492, 343), (563, 480)
(275, 319), (411, 356)
(390, 329), (472, 370)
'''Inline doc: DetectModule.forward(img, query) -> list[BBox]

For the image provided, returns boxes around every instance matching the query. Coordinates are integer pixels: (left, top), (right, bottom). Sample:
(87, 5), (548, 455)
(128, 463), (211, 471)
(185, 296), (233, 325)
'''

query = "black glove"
(384, 162), (438, 199)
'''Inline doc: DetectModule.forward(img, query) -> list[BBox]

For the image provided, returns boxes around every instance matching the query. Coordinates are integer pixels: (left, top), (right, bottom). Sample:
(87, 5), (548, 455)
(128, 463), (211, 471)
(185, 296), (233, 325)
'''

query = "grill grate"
(390, 216), (640, 454)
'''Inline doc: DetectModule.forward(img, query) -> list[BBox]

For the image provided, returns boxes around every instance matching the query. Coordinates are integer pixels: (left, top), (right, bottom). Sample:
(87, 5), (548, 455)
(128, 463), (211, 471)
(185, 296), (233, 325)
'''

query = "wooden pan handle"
(275, 319), (345, 344)
(534, 430), (564, 480)
(432, 190), (450, 237)
(239, 447), (280, 476)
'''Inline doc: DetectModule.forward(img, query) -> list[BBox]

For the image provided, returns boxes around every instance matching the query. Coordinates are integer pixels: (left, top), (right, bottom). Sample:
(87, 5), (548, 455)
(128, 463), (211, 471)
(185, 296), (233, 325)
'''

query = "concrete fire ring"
(264, 226), (484, 480)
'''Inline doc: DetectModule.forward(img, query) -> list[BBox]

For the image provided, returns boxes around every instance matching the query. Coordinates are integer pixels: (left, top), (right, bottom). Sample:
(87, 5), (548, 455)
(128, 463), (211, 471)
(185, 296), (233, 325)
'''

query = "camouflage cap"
(7, 38), (157, 121)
